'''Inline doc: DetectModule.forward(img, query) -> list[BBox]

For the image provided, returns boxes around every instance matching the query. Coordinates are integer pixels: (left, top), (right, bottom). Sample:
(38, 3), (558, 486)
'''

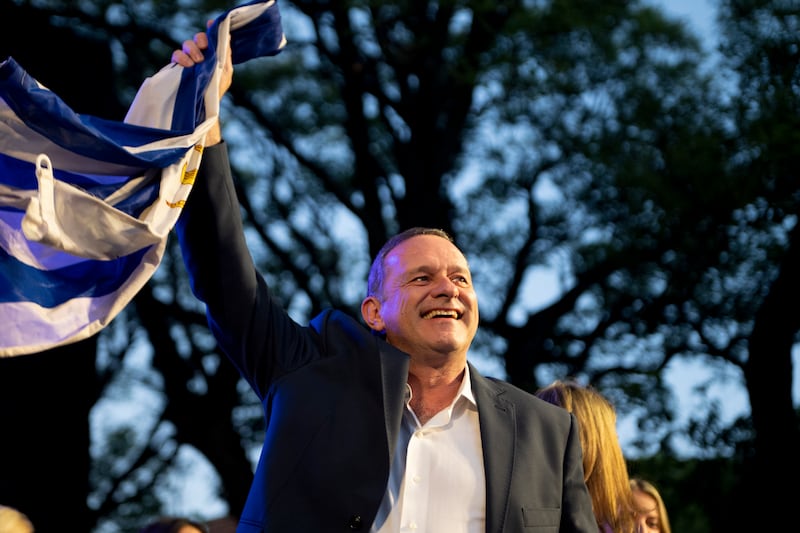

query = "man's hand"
(171, 23), (233, 146)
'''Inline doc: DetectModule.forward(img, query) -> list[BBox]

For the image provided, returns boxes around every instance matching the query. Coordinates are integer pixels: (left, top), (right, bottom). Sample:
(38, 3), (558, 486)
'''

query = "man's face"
(371, 234), (479, 361)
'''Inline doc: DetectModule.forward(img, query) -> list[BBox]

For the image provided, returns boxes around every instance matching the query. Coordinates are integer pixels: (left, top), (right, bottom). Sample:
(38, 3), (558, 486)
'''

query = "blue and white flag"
(0, 0), (286, 357)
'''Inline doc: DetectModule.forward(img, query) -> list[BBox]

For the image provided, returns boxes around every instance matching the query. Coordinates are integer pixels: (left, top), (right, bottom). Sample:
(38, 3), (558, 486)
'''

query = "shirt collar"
(403, 364), (476, 407)
(458, 364), (477, 407)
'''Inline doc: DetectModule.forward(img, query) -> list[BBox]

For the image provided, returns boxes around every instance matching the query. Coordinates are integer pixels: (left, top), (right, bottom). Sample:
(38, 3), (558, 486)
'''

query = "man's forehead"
(385, 236), (469, 268)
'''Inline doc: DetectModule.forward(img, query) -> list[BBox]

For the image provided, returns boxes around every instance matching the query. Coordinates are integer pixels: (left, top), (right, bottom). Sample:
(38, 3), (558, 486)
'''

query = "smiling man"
(171, 19), (596, 533)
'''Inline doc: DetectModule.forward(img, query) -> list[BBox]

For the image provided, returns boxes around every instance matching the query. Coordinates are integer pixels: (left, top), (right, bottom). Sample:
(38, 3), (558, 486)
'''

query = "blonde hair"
(0, 505), (34, 533)
(535, 379), (635, 532)
(630, 477), (672, 533)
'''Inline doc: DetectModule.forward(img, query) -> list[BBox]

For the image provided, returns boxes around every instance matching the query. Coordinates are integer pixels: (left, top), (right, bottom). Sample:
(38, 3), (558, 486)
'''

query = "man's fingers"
(171, 50), (194, 67)
(194, 31), (210, 50)
(171, 29), (212, 67)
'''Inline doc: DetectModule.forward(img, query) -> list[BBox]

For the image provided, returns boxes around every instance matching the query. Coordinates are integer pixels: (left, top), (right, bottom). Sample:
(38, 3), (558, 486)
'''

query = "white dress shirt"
(372, 366), (486, 532)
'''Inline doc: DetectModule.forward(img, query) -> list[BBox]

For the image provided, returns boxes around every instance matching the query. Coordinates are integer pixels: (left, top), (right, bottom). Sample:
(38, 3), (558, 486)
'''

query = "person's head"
(630, 477), (671, 533)
(361, 227), (479, 362)
(137, 516), (208, 533)
(0, 505), (34, 533)
(535, 379), (635, 533)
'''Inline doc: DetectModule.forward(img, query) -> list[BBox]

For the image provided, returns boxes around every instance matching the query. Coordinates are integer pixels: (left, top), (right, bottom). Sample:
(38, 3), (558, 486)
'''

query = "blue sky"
(656, 0), (717, 43)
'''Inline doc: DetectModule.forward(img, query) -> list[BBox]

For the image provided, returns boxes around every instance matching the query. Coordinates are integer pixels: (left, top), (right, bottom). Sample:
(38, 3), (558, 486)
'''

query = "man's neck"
(407, 364), (466, 425)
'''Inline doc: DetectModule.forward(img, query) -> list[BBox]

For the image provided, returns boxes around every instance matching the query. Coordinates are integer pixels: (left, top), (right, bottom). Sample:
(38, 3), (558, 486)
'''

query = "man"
(172, 27), (595, 533)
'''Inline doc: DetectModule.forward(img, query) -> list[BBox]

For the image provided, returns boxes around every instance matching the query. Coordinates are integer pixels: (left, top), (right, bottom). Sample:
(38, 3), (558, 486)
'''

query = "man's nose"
(434, 278), (459, 297)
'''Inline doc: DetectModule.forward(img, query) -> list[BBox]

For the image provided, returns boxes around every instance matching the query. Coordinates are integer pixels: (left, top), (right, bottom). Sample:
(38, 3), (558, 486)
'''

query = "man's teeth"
(423, 310), (459, 319)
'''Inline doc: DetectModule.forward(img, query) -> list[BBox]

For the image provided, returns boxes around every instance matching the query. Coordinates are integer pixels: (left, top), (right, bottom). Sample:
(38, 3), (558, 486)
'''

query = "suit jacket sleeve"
(174, 142), (317, 398)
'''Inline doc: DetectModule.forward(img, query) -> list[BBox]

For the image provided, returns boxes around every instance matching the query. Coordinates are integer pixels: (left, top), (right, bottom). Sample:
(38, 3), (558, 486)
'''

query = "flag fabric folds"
(0, 0), (286, 357)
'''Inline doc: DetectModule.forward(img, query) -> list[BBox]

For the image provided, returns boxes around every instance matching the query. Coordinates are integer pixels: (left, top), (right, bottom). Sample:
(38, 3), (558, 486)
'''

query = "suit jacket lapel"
(378, 341), (409, 460)
(470, 364), (515, 533)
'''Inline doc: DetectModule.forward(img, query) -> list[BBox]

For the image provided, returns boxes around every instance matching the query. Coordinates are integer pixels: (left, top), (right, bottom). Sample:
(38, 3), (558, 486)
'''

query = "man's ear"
(361, 296), (385, 332)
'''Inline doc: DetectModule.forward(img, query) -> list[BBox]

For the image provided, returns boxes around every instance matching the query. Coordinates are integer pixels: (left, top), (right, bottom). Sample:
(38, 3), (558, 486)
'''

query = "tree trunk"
(744, 222), (800, 530)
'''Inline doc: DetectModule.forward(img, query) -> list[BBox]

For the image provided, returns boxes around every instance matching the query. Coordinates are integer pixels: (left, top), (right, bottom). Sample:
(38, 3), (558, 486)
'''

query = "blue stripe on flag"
(0, 153), (160, 218)
(1, 57), (197, 167)
(0, 246), (150, 307)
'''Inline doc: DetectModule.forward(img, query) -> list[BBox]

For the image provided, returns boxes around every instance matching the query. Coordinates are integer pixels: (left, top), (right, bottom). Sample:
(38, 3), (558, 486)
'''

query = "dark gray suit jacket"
(176, 143), (596, 533)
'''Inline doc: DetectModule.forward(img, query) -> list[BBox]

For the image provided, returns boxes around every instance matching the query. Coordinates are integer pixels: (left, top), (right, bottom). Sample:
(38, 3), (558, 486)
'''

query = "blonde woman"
(630, 478), (671, 533)
(536, 379), (636, 532)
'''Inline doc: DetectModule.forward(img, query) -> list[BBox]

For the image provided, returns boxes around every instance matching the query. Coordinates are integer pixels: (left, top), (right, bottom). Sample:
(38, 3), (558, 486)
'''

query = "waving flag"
(0, 0), (286, 357)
